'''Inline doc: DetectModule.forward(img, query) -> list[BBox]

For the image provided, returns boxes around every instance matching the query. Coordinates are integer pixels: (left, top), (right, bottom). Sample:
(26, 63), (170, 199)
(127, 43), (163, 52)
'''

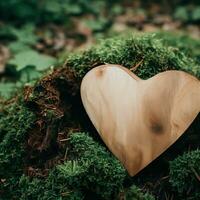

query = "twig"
(130, 58), (143, 72)
(64, 147), (68, 161)
(191, 167), (200, 182)
(60, 138), (70, 142)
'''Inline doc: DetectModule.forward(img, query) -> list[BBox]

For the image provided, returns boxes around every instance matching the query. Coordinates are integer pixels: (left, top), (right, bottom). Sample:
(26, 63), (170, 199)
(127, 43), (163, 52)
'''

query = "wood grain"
(81, 64), (200, 176)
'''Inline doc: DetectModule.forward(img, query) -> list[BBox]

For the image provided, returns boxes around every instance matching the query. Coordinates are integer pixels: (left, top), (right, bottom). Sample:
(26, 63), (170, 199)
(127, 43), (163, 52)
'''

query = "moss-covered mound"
(0, 32), (199, 200)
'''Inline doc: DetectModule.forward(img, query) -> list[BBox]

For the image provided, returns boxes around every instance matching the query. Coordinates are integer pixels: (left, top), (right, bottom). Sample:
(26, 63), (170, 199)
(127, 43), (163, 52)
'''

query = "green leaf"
(174, 6), (189, 22)
(8, 42), (31, 54)
(62, 4), (82, 15)
(11, 24), (37, 45)
(19, 66), (42, 83)
(191, 7), (200, 21)
(84, 17), (109, 32)
(0, 82), (17, 99)
(0, 25), (17, 40)
(8, 50), (57, 71)
(44, 0), (62, 13)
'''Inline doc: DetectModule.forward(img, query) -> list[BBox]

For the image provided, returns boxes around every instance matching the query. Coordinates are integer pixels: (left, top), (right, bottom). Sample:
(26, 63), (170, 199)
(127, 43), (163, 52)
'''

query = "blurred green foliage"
(9, 50), (56, 71)
(174, 6), (200, 22)
(0, 0), (119, 24)
(0, 24), (57, 100)
(1, 0), (200, 26)
(1, 0), (200, 102)
(0, 66), (43, 100)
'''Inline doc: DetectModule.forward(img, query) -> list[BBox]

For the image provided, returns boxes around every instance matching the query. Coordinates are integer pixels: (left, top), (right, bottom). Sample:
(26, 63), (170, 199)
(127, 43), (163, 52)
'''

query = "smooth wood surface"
(81, 64), (200, 176)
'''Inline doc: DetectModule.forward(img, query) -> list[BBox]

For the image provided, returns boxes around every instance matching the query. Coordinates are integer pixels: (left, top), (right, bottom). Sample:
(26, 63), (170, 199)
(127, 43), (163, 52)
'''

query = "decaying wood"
(81, 64), (200, 176)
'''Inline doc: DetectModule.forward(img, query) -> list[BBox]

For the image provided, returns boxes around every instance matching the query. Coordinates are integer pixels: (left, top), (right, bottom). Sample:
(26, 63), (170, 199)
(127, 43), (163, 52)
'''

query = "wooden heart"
(80, 64), (200, 176)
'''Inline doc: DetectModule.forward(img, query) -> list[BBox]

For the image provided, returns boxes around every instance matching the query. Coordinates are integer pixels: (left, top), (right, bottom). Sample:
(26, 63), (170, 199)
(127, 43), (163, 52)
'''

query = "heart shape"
(81, 64), (200, 176)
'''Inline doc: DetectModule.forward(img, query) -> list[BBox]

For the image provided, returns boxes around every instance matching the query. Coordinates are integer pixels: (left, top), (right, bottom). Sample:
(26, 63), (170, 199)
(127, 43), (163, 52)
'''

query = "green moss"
(156, 32), (200, 65)
(66, 33), (200, 79)
(64, 132), (126, 199)
(124, 185), (155, 200)
(2, 132), (153, 200)
(0, 32), (200, 199)
(6, 132), (152, 200)
(37, 132), (126, 200)
(169, 149), (200, 199)
(17, 174), (84, 200)
(0, 103), (36, 177)
(0, 101), (36, 198)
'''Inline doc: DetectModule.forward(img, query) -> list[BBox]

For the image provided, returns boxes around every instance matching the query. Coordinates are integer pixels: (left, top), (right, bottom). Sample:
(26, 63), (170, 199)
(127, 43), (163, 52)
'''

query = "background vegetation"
(0, 1), (199, 199)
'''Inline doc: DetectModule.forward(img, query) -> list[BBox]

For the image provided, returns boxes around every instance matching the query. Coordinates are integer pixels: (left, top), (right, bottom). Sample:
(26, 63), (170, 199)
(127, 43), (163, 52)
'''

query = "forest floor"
(0, 2), (200, 200)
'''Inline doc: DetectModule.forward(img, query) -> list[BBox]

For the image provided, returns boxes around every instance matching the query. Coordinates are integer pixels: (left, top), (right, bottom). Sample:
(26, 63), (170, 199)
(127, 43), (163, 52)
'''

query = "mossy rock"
(0, 32), (199, 200)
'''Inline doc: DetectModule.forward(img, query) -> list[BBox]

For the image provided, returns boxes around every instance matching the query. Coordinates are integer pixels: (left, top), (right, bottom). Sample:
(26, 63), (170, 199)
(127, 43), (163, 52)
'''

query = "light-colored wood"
(81, 64), (200, 176)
